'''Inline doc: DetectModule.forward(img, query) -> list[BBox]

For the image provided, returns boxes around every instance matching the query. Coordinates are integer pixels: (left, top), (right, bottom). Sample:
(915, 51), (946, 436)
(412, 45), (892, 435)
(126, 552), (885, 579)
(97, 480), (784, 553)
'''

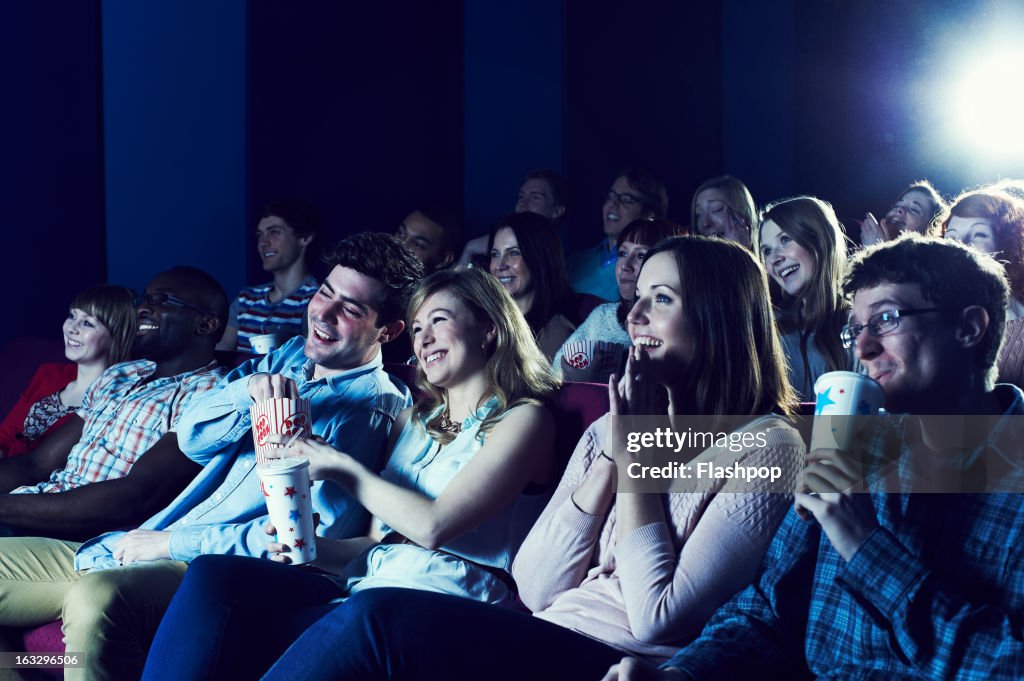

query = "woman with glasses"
(859, 180), (947, 247)
(553, 217), (685, 381)
(172, 236), (804, 681)
(489, 212), (578, 361)
(566, 169), (669, 302)
(0, 286), (135, 458)
(757, 196), (852, 400)
(691, 175), (755, 248)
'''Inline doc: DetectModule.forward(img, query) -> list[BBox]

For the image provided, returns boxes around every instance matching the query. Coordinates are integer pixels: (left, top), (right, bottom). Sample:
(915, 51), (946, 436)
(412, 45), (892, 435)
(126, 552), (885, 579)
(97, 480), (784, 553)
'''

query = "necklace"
(438, 408), (462, 434)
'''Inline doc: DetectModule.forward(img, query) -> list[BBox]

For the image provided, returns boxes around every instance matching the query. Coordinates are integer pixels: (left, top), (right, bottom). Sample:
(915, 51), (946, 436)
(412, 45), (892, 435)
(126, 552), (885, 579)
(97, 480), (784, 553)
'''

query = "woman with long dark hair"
(757, 196), (852, 399)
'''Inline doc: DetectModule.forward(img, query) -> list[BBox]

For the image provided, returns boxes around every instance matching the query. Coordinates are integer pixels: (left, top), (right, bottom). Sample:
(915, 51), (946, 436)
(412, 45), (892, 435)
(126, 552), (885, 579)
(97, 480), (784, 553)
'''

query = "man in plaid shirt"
(0, 267), (225, 539)
(602, 236), (1024, 680)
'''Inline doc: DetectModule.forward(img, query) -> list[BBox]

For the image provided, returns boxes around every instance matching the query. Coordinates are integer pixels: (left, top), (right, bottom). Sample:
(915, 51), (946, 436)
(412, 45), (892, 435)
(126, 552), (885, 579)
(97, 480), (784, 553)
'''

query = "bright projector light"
(953, 51), (1024, 157)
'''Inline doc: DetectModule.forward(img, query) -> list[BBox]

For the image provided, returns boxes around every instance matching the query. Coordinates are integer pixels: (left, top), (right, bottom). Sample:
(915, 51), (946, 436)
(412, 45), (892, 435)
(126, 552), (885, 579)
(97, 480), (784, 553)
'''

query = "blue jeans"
(262, 587), (626, 681)
(140, 554), (343, 680)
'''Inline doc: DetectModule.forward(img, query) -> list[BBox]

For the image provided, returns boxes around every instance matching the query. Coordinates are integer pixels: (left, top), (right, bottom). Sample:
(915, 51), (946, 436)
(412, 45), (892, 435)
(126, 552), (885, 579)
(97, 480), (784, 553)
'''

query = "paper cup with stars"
(810, 371), (885, 453)
(249, 397), (311, 466)
(257, 458), (317, 564)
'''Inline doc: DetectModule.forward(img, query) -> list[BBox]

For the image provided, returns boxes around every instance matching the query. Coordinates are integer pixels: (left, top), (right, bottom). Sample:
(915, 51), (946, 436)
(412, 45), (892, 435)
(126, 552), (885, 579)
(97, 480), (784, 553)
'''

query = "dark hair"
(487, 212), (573, 333)
(407, 268), (559, 444)
(641, 236), (796, 417)
(69, 285), (136, 365)
(616, 168), (669, 219)
(322, 232), (426, 326)
(416, 204), (463, 254)
(846, 234), (1009, 388)
(525, 169), (570, 215)
(261, 198), (323, 261)
(161, 266), (230, 336)
(940, 188), (1024, 305)
(614, 218), (687, 324)
(755, 196), (850, 383)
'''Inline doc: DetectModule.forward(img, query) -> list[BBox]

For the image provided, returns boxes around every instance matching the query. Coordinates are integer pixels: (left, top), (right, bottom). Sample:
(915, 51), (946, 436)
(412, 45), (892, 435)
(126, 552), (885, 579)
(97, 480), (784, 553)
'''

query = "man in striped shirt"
(0, 266), (226, 539)
(218, 199), (322, 353)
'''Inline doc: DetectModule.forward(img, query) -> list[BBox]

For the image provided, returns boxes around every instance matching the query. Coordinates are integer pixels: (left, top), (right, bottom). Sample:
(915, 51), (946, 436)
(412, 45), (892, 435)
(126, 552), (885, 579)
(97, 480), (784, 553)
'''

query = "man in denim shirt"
(0, 233), (424, 681)
(602, 236), (1024, 681)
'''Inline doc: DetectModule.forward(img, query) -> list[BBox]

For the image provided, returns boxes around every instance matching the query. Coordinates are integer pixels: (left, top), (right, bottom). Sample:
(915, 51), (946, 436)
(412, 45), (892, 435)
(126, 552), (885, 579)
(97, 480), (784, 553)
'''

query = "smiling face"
(395, 211), (452, 271)
(615, 240), (649, 302)
(694, 188), (750, 246)
(489, 227), (534, 305)
(626, 251), (694, 377)
(515, 178), (564, 221)
(257, 216), (310, 274)
(603, 176), (650, 238)
(850, 282), (959, 413)
(411, 289), (495, 389)
(304, 265), (389, 377)
(63, 308), (113, 367)
(944, 216), (998, 255)
(134, 272), (208, 362)
(759, 219), (815, 298)
(884, 190), (933, 236)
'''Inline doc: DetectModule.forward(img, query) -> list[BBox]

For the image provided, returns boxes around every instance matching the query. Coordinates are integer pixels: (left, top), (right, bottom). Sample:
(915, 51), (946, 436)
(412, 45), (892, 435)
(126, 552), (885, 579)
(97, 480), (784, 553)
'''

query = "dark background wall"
(6, 0), (1024, 347)
(3, 0), (105, 348)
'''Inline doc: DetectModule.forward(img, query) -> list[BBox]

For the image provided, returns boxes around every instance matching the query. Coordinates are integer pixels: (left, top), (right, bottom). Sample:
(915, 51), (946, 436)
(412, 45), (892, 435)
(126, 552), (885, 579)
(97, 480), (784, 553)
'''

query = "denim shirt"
(75, 336), (411, 571)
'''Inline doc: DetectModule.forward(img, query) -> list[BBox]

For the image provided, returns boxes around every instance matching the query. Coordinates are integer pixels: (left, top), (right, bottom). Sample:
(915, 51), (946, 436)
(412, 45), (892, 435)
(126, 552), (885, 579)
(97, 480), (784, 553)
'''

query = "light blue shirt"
(336, 397), (541, 606)
(75, 336), (411, 571)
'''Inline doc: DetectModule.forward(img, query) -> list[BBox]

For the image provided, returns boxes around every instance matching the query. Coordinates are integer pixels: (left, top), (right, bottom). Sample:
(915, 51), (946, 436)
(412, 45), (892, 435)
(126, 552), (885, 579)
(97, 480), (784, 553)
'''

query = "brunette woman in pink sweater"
(253, 236), (806, 681)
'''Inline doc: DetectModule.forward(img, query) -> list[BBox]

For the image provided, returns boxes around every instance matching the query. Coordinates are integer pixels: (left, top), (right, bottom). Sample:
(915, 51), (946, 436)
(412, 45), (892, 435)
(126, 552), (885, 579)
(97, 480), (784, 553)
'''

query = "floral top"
(21, 390), (77, 442)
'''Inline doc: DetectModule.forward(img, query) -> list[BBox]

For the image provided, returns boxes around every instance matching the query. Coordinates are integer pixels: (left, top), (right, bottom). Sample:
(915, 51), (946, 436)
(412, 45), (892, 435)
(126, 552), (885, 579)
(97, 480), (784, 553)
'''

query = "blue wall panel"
(102, 0), (247, 299)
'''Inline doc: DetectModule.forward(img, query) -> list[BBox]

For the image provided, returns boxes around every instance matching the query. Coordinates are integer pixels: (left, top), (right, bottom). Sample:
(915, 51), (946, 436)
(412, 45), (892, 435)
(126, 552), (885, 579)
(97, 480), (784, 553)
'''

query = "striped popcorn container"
(561, 340), (629, 383)
(249, 397), (312, 466)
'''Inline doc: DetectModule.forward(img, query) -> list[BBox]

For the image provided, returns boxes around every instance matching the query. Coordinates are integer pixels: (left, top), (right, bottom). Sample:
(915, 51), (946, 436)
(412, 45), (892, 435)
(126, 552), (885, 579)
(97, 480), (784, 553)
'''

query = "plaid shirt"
(666, 384), (1024, 680)
(12, 359), (222, 494)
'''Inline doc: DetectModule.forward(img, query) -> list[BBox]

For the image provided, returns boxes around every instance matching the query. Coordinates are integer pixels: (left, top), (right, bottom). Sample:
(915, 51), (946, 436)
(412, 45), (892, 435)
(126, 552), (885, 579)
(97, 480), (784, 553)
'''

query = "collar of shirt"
(301, 348), (384, 394)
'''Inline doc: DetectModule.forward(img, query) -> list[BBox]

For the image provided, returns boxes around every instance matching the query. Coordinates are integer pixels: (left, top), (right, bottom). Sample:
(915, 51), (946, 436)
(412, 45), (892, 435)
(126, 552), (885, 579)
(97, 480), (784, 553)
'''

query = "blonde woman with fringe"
(141, 268), (559, 679)
(756, 196), (852, 399)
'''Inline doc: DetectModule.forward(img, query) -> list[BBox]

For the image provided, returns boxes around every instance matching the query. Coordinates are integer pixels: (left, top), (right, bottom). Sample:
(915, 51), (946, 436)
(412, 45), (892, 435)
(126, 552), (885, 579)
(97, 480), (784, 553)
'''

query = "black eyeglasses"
(137, 292), (212, 316)
(841, 308), (943, 349)
(606, 189), (645, 207)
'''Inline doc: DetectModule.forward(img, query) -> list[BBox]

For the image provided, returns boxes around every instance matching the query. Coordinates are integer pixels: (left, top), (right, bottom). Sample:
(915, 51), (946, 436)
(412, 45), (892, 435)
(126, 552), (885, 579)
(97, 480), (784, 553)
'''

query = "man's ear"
(378, 319), (405, 345)
(957, 305), (990, 349)
(552, 205), (566, 221)
(439, 251), (456, 270)
(196, 314), (221, 337)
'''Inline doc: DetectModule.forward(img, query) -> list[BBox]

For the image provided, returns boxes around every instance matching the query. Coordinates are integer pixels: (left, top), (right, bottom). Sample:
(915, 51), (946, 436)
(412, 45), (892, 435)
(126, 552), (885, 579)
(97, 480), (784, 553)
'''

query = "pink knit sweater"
(512, 413), (805, 662)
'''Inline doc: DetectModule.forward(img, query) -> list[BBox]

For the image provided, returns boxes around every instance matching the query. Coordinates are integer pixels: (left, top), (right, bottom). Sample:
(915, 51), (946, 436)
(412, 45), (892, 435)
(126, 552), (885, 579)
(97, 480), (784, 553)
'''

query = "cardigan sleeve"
(513, 419), (609, 612)
(613, 425), (805, 644)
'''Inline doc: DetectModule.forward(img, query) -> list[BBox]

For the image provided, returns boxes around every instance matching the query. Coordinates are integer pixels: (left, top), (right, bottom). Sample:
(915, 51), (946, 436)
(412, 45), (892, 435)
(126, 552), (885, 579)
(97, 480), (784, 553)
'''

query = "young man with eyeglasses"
(566, 169), (668, 302)
(0, 234), (424, 680)
(601, 235), (1024, 681)
(0, 267), (226, 539)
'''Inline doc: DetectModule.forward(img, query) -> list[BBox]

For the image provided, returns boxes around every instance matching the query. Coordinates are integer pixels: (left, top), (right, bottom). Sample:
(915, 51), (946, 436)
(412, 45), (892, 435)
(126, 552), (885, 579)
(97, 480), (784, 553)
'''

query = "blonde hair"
(407, 269), (560, 444)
